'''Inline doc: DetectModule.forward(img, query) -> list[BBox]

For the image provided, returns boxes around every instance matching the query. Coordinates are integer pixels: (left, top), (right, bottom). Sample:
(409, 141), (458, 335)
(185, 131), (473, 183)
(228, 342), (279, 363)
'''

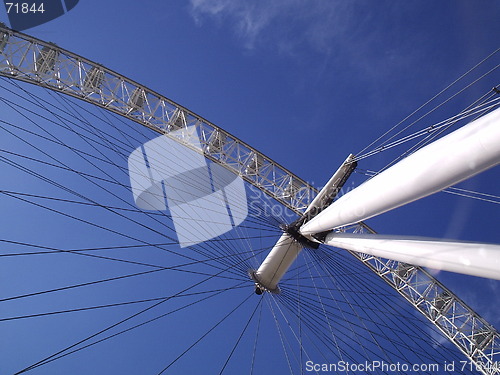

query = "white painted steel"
(253, 155), (356, 292)
(324, 233), (500, 280)
(301, 107), (500, 234)
(302, 154), (356, 216)
(253, 233), (302, 292)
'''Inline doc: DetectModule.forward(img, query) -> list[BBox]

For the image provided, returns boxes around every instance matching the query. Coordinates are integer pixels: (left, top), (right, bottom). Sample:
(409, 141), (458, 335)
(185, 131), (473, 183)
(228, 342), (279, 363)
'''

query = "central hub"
(280, 222), (320, 249)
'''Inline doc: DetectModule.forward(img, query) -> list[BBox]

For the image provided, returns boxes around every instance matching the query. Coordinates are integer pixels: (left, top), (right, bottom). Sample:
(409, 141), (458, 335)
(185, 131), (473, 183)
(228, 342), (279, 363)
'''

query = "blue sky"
(0, 1), (499, 374)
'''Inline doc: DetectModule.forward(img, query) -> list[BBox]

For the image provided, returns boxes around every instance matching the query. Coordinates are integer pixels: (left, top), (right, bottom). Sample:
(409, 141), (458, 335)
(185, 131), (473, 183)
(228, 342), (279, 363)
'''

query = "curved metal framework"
(0, 25), (316, 214)
(355, 223), (500, 375)
(0, 24), (498, 374)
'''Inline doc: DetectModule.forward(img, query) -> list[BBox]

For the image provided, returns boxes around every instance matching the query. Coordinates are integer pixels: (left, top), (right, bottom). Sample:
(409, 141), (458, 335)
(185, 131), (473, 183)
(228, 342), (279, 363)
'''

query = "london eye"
(0, 4), (499, 374)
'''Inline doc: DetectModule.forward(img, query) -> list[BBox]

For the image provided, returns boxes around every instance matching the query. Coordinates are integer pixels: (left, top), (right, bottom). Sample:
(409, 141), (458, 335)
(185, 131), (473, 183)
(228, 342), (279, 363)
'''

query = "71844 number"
(6, 3), (45, 14)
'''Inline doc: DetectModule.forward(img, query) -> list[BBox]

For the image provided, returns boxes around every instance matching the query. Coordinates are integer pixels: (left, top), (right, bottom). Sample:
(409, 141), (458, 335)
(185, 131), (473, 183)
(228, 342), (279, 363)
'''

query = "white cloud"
(188, 0), (348, 53)
(187, 0), (425, 91)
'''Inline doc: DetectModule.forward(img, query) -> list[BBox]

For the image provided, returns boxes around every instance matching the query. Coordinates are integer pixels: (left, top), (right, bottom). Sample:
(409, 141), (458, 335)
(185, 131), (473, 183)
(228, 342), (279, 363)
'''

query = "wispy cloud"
(187, 0), (424, 91)
(188, 0), (348, 53)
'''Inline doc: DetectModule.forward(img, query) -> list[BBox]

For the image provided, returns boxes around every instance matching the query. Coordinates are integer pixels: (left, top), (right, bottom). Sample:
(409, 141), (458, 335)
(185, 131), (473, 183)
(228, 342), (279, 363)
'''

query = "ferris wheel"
(0, 24), (499, 374)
